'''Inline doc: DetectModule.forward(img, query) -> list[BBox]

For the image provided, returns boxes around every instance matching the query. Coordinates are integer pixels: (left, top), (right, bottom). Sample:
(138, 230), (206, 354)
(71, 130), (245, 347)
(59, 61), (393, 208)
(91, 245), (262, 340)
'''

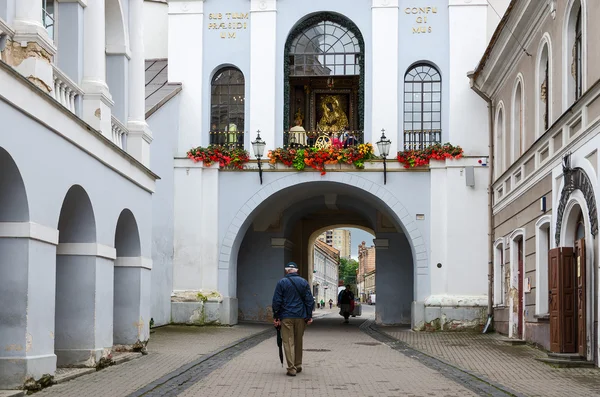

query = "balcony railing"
(52, 65), (83, 116)
(209, 130), (245, 149)
(111, 116), (128, 150)
(403, 130), (442, 151)
(284, 131), (364, 149)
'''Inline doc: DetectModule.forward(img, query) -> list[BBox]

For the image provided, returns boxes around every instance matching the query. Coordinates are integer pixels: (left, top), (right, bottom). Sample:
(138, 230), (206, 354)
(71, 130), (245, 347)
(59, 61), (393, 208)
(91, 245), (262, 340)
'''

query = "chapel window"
(403, 64), (442, 150)
(42, 0), (55, 40)
(210, 67), (245, 147)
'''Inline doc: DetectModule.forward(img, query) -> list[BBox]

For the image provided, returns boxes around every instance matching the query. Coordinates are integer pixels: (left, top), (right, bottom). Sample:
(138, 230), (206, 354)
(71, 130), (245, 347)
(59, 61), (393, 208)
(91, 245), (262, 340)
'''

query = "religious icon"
(317, 95), (349, 133)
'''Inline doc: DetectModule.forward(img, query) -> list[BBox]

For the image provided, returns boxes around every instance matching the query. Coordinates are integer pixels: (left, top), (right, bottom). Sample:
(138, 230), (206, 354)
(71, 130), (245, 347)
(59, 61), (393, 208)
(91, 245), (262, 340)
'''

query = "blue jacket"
(272, 273), (314, 320)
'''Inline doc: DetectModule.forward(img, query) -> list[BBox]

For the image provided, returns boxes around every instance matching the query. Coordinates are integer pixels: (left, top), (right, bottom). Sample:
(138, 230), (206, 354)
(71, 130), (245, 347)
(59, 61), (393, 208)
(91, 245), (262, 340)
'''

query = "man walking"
(272, 262), (314, 377)
(338, 284), (354, 323)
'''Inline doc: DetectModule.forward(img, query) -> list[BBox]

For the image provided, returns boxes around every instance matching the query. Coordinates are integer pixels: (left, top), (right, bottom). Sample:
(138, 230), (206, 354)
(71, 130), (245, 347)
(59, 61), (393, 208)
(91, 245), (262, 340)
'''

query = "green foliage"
(339, 257), (359, 286)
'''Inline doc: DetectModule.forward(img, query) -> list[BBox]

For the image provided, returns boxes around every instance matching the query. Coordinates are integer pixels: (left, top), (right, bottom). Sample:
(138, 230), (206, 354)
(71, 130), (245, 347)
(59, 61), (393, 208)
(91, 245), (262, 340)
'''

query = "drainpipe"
(468, 71), (495, 326)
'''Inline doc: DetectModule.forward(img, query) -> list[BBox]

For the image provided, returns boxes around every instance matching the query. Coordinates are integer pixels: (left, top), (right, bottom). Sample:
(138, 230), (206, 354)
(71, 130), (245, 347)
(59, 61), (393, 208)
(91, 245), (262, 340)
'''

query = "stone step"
(547, 352), (587, 361)
(536, 357), (596, 368)
(500, 338), (527, 345)
(0, 391), (25, 397)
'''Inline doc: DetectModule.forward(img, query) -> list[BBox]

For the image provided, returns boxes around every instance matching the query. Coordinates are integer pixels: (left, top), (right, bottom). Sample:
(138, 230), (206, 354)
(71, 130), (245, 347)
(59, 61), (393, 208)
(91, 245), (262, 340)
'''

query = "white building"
(0, 0), (517, 389)
(313, 239), (339, 305)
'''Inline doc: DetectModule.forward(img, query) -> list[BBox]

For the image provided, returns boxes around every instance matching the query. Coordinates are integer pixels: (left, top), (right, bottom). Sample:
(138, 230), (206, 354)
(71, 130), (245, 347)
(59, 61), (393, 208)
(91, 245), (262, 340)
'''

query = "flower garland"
(269, 143), (375, 175)
(396, 143), (463, 168)
(187, 146), (250, 170)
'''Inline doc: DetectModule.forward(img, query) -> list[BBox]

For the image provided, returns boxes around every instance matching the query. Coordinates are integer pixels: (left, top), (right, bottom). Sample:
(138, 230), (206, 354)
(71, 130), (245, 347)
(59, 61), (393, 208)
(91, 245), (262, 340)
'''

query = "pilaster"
(81, 0), (114, 137)
(371, 0), (399, 154)
(168, 0), (205, 154)
(249, 0), (277, 153)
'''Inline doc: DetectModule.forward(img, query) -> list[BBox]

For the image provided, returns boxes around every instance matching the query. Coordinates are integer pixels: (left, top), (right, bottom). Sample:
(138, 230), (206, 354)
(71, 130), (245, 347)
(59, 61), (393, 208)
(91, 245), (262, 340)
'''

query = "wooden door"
(576, 238), (586, 357)
(517, 240), (524, 338)
(548, 247), (576, 353)
(549, 248), (560, 352)
(562, 247), (576, 353)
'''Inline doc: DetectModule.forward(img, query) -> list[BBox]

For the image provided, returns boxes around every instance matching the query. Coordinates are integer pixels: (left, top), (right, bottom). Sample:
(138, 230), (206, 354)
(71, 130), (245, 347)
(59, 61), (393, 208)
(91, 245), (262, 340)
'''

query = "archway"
(284, 12), (365, 139)
(0, 147), (32, 388)
(55, 185), (105, 367)
(227, 175), (424, 326)
(113, 209), (146, 347)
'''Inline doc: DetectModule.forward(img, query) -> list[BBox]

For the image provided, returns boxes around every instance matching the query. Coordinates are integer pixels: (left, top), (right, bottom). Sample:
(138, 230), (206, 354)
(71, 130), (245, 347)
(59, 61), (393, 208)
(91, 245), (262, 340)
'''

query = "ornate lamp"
(252, 130), (266, 184)
(376, 129), (392, 184)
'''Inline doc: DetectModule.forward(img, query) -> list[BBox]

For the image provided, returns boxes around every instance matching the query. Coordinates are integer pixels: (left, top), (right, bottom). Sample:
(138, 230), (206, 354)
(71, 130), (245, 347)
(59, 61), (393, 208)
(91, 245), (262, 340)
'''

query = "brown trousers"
(281, 318), (306, 372)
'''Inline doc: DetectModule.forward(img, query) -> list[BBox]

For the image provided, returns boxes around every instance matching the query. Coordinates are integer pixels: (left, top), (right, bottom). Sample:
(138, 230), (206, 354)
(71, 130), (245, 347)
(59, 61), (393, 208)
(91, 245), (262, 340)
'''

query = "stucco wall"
(143, 0), (169, 59)
(148, 95), (180, 326)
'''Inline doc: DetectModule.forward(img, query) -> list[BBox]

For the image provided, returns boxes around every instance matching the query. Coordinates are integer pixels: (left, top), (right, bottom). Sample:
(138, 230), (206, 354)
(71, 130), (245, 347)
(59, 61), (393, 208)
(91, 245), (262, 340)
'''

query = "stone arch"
(115, 209), (141, 257)
(57, 185), (97, 243)
(113, 209), (146, 346)
(105, 0), (130, 55)
(219, 172), (427, 299)
(0, 147), (29, 222)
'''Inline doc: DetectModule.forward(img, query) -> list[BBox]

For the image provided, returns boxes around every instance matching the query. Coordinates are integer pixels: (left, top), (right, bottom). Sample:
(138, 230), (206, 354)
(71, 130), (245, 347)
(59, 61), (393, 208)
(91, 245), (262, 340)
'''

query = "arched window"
(512, 79), (524, 162)
(564, 0), (584, 108)
(495, 104), (505, 177)
(493, 239), (505, 306)
(289, 20), (361, 77)
(535, 215), (551, 315)
(210, 67), (245, 146)
(403, 64), (442, 150)
(536, 40), (551, 137)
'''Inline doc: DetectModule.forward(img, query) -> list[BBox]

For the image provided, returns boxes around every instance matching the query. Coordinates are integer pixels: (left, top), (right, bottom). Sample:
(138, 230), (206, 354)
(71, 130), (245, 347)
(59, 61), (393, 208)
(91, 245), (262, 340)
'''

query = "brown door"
(548, 247), (576, 353)
(576, 238), (586, 357)
(549, 248), (560, 352)
(517, 239), (524, 338)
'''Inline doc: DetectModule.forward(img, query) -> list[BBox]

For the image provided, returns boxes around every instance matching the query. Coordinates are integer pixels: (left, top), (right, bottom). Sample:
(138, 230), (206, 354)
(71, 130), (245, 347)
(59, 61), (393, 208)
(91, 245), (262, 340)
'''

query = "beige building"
(471, 0), (600, 365)
(318, 229), (352, 260)
(357, 241), (376, 302)
(313, 239), (340, 306)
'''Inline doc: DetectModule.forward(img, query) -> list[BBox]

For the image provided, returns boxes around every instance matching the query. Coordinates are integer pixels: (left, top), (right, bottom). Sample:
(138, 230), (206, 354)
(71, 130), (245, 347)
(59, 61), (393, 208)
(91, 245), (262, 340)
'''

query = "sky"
(343, 228), (375, 260)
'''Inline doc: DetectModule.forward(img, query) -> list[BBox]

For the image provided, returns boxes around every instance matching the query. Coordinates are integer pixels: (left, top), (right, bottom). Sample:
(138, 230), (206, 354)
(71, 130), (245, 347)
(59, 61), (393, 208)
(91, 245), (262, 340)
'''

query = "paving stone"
(34, 324), (269, 397)
(381, 326), (600, 397)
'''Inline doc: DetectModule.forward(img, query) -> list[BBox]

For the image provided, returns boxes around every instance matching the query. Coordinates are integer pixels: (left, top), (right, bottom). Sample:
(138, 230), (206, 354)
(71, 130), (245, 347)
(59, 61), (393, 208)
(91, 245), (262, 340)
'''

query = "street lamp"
(376, 129), (392, 184)
(251, 130), (266, 184)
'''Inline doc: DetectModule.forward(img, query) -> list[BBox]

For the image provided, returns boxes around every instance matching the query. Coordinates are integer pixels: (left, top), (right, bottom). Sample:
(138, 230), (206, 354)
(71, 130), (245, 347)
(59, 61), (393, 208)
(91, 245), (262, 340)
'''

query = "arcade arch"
(224, 174), (426, 326)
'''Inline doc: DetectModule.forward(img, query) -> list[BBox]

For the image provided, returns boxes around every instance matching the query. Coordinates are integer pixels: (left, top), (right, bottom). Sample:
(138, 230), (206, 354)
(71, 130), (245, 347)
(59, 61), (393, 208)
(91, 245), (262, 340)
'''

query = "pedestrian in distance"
(328, 298), (333, 309)
(338, 285), (354, 323)
(320, 299), (325, 309)
(272, 262), (314, 377)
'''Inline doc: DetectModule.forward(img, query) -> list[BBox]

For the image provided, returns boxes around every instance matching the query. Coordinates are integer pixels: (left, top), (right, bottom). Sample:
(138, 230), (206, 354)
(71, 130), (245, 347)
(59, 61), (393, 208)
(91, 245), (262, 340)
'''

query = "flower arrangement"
(396, 143), (463, 168)
(269, 143), (375, 175)
(187, 146), (250, 170)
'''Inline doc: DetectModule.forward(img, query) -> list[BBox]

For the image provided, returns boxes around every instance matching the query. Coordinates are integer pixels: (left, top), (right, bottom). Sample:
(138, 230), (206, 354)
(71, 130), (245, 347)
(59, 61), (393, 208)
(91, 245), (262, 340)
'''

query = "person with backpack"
(272, 262), (314, 376)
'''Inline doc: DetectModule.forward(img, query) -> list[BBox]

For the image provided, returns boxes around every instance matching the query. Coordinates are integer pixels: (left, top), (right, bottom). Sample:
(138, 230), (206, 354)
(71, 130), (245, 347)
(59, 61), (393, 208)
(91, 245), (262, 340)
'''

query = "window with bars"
(289, 20), (361, 76)
(210, 68), (245, 146)
(42, 0), (55, 40)
(403, 64), (442, 150)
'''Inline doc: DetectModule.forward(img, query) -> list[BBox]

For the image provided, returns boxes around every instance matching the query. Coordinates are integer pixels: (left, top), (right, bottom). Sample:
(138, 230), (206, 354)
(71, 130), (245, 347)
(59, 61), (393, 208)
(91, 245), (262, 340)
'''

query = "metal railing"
(52, 65), (83, 116)
(284, 130), (364, 149)
(403, 130), (441, 151)
(209, 131), (245, 149)
(111, 116), (128, 150)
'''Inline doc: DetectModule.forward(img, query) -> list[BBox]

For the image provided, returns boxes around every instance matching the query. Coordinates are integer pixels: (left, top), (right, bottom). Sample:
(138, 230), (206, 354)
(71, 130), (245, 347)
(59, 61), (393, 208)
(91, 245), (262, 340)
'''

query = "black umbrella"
(275, 324), (283, 366)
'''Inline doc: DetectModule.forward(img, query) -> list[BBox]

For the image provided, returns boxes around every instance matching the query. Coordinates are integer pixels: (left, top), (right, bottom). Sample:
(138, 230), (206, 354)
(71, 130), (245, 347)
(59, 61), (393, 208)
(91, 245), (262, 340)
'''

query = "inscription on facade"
(555, 167), (598, 246)
(207, 12), (249, 39)
(404, 6), (437, 34)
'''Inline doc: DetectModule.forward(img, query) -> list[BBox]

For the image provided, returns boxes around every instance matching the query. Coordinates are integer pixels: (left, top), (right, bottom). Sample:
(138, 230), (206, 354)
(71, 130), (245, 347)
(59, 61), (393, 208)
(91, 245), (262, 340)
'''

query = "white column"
(12, 0), (56, 92)
(81, 0), (114, 137)
(371, 0), (399, 153)
(249, 0), (277, 153)
(169, 0), (204, 154)
(128, 0), (153, 167)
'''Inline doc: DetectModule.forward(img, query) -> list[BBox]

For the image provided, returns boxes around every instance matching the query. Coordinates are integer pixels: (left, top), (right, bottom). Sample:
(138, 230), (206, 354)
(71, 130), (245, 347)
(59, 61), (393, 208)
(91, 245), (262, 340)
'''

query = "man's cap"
(285, 262), (298, 269)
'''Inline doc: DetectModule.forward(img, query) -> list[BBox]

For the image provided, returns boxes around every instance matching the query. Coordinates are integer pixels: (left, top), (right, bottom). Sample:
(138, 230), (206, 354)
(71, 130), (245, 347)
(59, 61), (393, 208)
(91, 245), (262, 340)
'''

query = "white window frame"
(493, 238), (505, 306)
(511, 75), (525, 163)
(535, 34), (552, 139)
(562, 0), (586, 110)
(494, 101), (505, 178)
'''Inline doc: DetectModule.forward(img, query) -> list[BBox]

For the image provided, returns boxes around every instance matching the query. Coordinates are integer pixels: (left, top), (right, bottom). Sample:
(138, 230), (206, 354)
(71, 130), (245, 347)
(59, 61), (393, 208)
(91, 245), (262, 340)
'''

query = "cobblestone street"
(4, 306), (597, 397)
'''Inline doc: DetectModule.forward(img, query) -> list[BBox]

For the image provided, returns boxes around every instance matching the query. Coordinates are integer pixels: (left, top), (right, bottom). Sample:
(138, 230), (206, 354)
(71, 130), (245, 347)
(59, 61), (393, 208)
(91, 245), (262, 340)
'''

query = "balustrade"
(284, 130), (364, 149)
(403, 130), (441, 151)
(111, 116), (128, 150)
(52, 65), (83, 115)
